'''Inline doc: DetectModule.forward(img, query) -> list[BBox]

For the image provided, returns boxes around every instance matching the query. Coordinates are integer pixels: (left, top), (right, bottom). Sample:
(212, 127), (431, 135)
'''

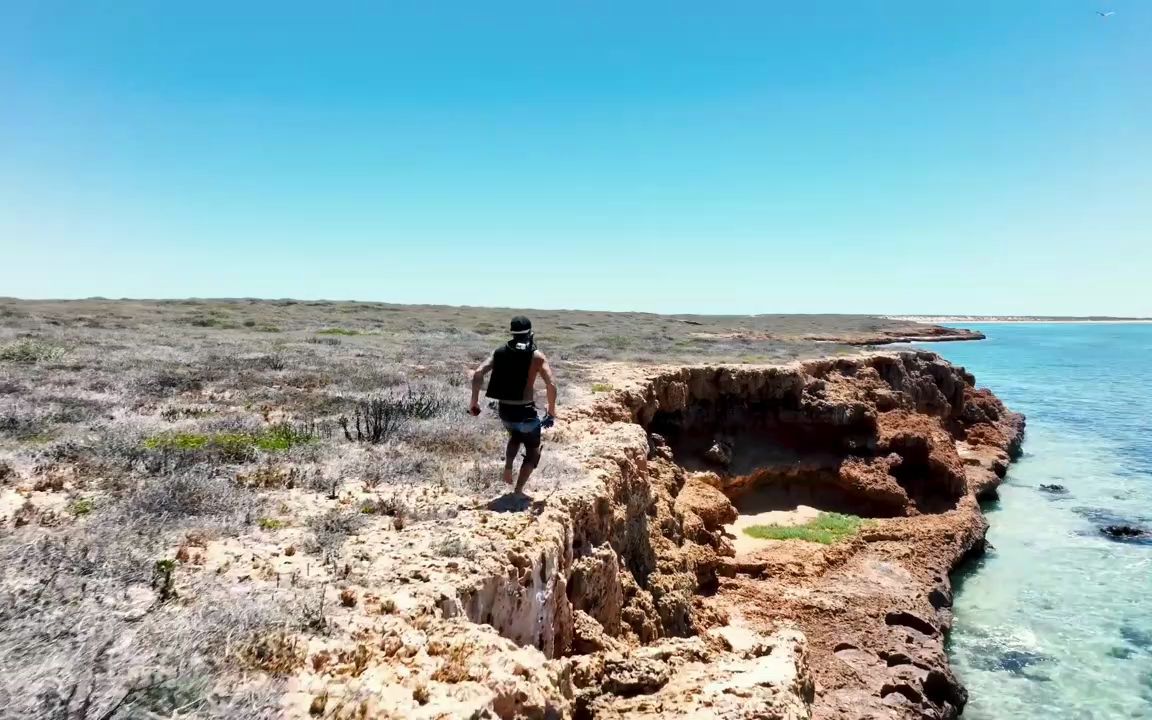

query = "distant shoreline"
(886, 316), (1152, 325)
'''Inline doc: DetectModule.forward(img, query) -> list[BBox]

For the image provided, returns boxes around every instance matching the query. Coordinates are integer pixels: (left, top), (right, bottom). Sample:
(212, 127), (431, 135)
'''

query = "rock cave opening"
(644, 388), (962, 525)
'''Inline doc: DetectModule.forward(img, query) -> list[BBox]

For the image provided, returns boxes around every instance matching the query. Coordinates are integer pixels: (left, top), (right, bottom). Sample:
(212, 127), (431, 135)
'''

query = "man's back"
(486, 346), (547, 404)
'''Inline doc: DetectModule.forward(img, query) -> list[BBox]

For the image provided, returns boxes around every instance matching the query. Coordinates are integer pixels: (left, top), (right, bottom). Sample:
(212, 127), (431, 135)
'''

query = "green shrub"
(253, 423), (315, 450)
(69, 498), (95, 516)
(258, 517), (287, 530)
(743, 512), (864, 545)
(590, 383), (613, 393)
(142, 423), (315, 458)
(316, 328), (359, 336)
(186, 315), (238, 329)
(0, 340), (65, 364)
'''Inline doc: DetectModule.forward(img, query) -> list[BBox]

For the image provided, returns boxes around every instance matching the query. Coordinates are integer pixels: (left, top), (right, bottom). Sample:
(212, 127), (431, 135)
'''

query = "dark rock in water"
(1038, 484), (1068, 494)
(1109, 646), (1135, 660)
(996, 650), (1048, 674)
(969, 646), (1051, 675)
(1072, 508), (1152, 543)
(1101, 525), (1152, 541)
(1074, 506), (1151, 526)
(1121, 625), (1152, 651)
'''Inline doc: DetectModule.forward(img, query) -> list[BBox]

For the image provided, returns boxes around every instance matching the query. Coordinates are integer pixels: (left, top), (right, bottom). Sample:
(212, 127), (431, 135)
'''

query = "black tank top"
(485, 343), (534, 402)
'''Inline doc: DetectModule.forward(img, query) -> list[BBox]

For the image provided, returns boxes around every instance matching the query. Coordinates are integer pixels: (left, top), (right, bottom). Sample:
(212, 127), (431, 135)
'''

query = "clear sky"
(2, 1), (1149, 315)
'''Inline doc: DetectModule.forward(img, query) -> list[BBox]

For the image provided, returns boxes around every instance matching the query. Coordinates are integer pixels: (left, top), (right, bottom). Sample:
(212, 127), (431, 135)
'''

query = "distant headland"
(886, 315), (1152, 324)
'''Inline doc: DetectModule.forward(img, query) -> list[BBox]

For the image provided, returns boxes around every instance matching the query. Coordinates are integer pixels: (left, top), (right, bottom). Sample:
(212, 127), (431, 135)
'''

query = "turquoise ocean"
(923, 324), (1152, 719)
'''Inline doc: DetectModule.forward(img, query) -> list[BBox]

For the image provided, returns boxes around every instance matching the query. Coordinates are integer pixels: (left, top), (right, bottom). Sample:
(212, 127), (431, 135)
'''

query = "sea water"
(924, 324), (1152, 719)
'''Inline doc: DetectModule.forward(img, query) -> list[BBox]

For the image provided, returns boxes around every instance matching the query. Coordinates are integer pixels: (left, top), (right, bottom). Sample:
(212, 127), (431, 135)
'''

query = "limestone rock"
(592, 629), (813, 719)
(675, 478), (737, 531)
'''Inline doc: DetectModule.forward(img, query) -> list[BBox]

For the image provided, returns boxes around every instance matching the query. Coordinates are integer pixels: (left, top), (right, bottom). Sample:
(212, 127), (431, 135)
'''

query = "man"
(470, 316), (557, 494)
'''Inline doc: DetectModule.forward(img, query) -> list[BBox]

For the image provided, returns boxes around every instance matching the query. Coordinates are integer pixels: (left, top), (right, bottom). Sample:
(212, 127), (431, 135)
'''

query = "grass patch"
(590, 382), (613, 393)
(316, 328), (360, 336)
(0, 339), (66, 364)
(143, 423), (315, 456)
(743, 512), (864, 545)
(258, 517), (287, 530)
(69, 498), (95, 516)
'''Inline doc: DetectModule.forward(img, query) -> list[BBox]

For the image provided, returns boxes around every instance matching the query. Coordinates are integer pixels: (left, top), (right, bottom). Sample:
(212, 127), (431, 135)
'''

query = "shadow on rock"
(486, 493), (546, 514)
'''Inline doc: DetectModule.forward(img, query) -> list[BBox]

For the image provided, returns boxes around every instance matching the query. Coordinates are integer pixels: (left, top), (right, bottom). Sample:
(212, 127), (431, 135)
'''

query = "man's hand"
(541, 413), (555, 429)
(469, 403), (481, 416)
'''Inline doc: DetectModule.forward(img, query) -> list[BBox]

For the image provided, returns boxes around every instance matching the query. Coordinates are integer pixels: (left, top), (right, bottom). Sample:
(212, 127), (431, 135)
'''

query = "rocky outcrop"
(271, 351), (1021, 719)
(586, 351), (1023, 720)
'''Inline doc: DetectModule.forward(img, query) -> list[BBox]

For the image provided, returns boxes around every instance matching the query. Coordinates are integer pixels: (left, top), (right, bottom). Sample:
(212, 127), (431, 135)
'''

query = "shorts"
(498, 402), (542, 448)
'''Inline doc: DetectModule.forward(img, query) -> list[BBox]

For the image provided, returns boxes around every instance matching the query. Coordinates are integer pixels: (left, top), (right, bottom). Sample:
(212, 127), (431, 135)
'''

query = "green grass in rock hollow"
(743, 512), (864, 544)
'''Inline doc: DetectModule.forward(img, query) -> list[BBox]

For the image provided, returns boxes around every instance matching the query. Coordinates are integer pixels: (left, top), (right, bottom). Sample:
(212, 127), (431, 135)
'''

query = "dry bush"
(337, 385), (452, 445)
(432, 532), (477, 560)
(0, 398), (56, 440)
(430, 642), (476, 683)
(237, 463), (308, 490)
(344, 446), (434, 489)
(138, 368), (212, 398)
(405, 412), (499, 459)
(0, 510), (289, 718)
(124, 466), (264, 527)
(306, 508), (368, 557)
(237, 631), (306, 676)
(243, 353), (289, 372)
(41, 394), (108, 425)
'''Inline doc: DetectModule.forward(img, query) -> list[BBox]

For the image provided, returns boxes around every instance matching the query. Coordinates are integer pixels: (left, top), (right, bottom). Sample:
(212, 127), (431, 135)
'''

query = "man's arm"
(469, 353), (494, 414)
(539, 353), (557, 417)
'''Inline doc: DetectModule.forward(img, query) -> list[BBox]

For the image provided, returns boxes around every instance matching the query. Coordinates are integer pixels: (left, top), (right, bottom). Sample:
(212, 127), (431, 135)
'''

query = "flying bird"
(1097, 10), (1115, 17)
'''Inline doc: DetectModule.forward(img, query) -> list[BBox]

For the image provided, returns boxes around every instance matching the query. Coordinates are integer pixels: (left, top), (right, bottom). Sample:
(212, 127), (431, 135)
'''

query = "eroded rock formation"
(266, 351), (1021, 719)
(588, 352), (1024, 719)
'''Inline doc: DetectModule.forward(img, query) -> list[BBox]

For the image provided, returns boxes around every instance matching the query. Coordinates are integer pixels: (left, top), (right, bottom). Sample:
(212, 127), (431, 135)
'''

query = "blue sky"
(2, 1), (1149, 315)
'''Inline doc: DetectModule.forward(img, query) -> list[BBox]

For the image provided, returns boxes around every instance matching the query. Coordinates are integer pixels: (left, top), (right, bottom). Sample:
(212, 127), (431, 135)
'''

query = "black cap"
(510, 316), (532, 335)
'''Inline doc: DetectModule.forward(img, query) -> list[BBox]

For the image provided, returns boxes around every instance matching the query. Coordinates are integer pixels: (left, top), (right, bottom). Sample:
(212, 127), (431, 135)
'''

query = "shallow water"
(926, 324), (1152, 719)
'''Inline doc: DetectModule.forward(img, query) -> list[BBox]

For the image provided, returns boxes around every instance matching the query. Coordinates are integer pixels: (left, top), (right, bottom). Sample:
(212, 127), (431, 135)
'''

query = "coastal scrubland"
(0, 298), (981, 718)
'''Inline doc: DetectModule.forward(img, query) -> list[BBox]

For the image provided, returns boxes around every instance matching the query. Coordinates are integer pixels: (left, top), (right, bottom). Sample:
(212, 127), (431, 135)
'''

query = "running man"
(469, 316), (557, 494)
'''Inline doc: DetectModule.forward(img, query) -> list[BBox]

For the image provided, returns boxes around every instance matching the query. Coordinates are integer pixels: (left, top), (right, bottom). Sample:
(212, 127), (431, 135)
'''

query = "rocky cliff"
(267, 351), (1022, 719)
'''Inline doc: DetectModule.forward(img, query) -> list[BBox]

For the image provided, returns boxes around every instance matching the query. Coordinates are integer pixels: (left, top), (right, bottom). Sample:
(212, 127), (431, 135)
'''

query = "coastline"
(887, 316), (1152, 325)
(806, 328), (986, 346)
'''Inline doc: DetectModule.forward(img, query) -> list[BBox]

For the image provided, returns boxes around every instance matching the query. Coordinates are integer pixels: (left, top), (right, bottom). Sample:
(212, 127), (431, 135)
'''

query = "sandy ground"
(725, 504), (822, 558)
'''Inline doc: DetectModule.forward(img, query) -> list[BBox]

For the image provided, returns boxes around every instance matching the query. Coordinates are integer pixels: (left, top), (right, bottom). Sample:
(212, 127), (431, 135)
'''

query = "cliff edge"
(248, 351), (1022, 719)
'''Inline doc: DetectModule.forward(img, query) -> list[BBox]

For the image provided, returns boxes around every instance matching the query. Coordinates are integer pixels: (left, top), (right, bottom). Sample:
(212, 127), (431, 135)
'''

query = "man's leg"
(513, 430), (542, 494)
(504, 433), (522, 485)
